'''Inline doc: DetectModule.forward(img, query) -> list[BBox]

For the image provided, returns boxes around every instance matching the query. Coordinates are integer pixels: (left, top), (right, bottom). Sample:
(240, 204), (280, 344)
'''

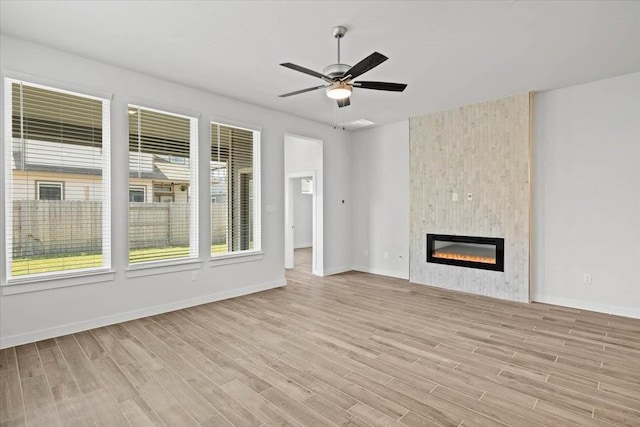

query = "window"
(301, 178), (313, 195)
(211, 122), (261, 256)
(128, 105), (198, 264)
(4, 79), (110, 278)
(37, 181), (64, 200)
(129, 186), (145, 202)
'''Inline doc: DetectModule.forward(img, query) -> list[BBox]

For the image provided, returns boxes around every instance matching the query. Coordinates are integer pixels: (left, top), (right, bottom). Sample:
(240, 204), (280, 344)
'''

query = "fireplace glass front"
(427, 234), (504, 272)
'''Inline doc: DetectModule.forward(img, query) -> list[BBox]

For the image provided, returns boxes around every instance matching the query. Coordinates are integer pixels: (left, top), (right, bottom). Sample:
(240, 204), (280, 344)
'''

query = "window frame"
(128, 185), (146, 203)
(126, 103), (199, 269)
(2, 77), (112, 287)
(209, 119), (262, 262)
(36, 181), (65, 201)
(301, 178), (313, 195)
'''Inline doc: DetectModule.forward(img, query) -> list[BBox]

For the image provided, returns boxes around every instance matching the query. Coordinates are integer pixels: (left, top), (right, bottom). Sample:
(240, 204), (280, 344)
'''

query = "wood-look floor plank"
(0, 368), (25, 426)
(259, 386), (334, 426)
(148, 367), (219, 424)
(38, 345), (74, 388)
(49, 381), (97, 427)
(119, 396), (164, 427)
(302, 394), (370, 427)
(89, 356), (138, 402)
(15, 344), (43, 380)
(21, 375), (60, 427)
(0, 348), (17, 372)
(347, 402), (409, 427)
(59, 351), (102, 395)
(220, 380), (300, 427)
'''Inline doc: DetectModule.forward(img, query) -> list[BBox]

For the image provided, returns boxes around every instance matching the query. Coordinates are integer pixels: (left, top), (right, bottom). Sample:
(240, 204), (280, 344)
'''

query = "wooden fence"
(12, 200), (101, 257)
(11, 200), (228, 257)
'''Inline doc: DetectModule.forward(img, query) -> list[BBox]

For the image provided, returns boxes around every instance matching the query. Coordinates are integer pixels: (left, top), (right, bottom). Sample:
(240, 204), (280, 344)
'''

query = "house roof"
(12, 151), (190, 182)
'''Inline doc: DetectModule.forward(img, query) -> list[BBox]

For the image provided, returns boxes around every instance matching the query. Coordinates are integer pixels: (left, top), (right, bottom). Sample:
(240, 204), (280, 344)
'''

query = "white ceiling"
(1, 1), (638, 128)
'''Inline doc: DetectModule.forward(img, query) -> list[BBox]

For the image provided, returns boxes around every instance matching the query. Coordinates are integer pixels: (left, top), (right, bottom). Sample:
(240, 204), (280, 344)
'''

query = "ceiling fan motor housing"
(323, 63), (351, 80)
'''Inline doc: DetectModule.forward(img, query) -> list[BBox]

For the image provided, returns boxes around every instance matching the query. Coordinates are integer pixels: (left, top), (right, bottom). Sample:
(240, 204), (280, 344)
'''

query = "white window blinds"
(4, 79), (111, 278)
(128, 105), (198, 264)
(211, 122), (261, 255)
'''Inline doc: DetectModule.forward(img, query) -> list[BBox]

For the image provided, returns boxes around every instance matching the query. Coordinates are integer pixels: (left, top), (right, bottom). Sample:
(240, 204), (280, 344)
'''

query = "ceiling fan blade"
(353, 81), (407, 92)
(279, 85), (327, 98)
(280, 63), (332, 82)
(341, 52), (388, 80)
(336, 97), (351, 108)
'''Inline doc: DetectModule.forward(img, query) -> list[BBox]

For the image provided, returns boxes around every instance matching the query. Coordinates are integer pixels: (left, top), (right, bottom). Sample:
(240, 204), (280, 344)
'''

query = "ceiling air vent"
(338, 119), (375, 131)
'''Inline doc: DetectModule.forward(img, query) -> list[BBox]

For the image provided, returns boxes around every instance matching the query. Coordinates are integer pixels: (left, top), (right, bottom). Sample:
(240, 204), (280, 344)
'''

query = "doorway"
(284, 134), (323, 276)
(286, 172), (316, 273)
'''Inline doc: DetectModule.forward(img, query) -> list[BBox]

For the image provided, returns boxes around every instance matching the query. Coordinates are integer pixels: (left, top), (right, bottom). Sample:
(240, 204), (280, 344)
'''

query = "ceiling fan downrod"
(332, 26), (347, 64)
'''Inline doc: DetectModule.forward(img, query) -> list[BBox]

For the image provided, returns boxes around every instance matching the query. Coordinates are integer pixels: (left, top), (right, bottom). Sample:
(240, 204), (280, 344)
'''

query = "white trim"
(283, 134), (323, 277)
(252, 130), (262, 252)
(101, 97), (111, 270)
(3, 77), (112, 282)
(322, 265), (352, 276)
(126, 258), (202, 278)
(2, 270), (115, 295)
(209, 251), (264, 267)
(126, 100), (200, 120)
(284, 133), (323, 144)
(36, 181), (64, 200)
(189, 117), (199, 258)
(0, 279), (286, 349)
(351, 265), (410, 280)
(3, 77), (13, 283)
(294, 244), (312, 249)
(2, 70), (113, 100)
(285, 170), (322, 275)
(209, 121), (261, 256)
(532, 295), (640, 320)
(210, 117), (262, 133)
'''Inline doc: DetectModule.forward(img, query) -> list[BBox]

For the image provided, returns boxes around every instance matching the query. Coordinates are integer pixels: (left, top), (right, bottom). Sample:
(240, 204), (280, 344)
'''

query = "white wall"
(533, 72), (640, 318)
(351, 121), (409, 279)
(0, 36), (352, 347)
(292, 178), (313, 248)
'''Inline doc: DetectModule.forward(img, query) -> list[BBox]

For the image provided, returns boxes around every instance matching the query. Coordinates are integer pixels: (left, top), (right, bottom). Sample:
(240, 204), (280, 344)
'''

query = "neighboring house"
(11, 137), (228, 204)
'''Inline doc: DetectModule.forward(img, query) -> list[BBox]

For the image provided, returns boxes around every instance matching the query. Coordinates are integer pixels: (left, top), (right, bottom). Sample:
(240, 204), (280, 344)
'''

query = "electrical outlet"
(583, 273), (591, 284)
(192, 271), (199, 281)
(452, 193), (458, 201)
(467, 193), (473, 201)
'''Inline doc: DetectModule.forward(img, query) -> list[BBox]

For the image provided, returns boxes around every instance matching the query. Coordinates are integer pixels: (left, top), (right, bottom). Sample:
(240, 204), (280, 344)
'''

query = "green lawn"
(12, 244), (228, 276)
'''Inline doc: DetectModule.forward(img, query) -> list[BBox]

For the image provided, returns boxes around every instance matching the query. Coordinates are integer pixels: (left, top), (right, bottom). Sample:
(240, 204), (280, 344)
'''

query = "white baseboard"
(352, 265), (409, 280)
(322, 265), (353, 276)
(0, 279), (286, 349)
(532, 295), (640, 319)
(294, 243), (312, 249)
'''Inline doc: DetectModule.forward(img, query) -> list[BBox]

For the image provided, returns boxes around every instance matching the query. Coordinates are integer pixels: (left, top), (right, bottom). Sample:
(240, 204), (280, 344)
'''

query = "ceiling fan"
(279, 26), (407, 108)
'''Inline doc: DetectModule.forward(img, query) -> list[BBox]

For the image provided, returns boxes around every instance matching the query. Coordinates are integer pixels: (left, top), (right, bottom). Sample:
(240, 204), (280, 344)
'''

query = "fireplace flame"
(433, 251), (496, 264)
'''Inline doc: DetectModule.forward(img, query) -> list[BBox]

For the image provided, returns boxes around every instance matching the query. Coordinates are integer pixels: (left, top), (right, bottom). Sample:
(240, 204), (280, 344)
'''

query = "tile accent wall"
(409, 93), (531, 302)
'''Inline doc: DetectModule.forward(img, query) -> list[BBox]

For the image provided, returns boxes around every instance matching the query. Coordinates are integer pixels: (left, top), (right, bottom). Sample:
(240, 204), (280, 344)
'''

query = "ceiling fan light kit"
(326, 82), (352, 100)
(279, 26), (407, 107)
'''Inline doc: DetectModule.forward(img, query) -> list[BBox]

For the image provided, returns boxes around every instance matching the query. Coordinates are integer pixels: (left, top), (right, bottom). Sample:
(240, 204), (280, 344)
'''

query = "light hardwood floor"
(1, 248), (639, 426)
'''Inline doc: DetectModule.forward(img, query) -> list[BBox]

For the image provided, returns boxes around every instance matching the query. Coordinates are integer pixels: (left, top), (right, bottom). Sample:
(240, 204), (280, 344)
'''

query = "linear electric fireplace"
(427, 234), (504, 272)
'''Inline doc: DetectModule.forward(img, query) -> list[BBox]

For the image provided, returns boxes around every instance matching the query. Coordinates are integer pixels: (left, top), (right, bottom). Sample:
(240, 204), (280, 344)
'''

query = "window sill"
(2, 269), (115, 295)
(209, 251), (264, 267)
(126, 258), (202, 278)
